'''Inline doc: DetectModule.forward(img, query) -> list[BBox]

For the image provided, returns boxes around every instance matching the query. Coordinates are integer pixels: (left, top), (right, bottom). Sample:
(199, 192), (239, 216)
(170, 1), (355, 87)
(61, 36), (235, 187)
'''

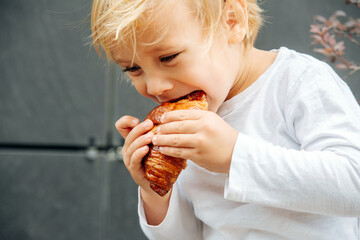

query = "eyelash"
(122, 52), (180, 73)
(122, 66), (140, 73)
(160, 52), (180, 62)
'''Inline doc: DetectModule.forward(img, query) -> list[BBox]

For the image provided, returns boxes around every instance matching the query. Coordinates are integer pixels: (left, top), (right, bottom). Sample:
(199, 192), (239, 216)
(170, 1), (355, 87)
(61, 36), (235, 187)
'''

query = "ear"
(223, 0), (248, 44)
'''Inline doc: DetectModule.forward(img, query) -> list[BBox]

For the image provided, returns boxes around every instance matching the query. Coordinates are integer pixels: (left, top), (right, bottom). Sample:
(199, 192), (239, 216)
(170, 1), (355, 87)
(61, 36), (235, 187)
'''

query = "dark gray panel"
(0, 151), (101, 240)
(108, 160), (147, 240)
(256, 0), (360, 100)
(0, 0), (107, 145)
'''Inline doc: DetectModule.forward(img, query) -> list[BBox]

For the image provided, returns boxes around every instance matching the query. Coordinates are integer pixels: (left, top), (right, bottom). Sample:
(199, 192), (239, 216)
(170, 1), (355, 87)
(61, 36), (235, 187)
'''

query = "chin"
(208, 105), (218, 113)
(206, 97), (223, 113)
(206, 101), (217, 113)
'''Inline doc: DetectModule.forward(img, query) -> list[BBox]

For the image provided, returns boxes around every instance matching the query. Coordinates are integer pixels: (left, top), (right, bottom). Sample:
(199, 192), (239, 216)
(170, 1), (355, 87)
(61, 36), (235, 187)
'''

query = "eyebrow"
(146, 45), (175, 53)
(115, 59), (130, 65)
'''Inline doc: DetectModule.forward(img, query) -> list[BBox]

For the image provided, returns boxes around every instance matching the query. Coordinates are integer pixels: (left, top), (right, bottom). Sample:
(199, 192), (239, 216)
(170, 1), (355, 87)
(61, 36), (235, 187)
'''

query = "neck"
(227, 47), (277, 100)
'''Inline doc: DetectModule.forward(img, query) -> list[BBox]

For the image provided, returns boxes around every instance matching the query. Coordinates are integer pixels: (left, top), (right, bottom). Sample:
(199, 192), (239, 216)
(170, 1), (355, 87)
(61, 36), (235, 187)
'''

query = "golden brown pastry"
(143, 90), (208, 196)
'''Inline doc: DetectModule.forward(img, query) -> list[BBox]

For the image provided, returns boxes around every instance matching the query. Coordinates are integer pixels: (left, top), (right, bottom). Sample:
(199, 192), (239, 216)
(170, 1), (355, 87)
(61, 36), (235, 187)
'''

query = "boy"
(91, 0), (360, 239)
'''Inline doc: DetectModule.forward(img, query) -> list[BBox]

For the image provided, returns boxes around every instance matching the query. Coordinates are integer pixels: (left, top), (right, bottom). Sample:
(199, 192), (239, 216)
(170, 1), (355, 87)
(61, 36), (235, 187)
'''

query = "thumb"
(115, 115), (139, 138)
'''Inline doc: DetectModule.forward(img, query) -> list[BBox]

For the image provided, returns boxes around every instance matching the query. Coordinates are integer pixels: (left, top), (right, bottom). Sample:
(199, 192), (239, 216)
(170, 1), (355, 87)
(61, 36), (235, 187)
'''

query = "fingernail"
(144, 119), (151, 127)
(132, 119), (139, 125)
(160, 114), (165, 123)
(157, 126), (161, 133)
(147, 132), (154, 139)
(152, 135), (157, 144)
(158, 147), (164, 153)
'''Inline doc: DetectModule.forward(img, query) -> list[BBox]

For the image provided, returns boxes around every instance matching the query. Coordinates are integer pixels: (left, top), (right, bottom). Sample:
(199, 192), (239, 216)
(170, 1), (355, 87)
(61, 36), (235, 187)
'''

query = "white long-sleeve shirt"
(138, 47), (360, 240)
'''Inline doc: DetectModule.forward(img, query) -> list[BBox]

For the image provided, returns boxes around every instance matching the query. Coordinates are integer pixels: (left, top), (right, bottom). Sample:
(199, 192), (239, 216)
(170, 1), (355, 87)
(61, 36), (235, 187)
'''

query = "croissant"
(143, 90), (208, 196)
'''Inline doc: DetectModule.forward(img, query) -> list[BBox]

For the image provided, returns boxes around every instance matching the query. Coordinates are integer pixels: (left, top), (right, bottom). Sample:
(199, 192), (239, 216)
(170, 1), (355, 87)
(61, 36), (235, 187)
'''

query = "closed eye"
(122, 65), (141, 73)
(160, 52), (180, 63)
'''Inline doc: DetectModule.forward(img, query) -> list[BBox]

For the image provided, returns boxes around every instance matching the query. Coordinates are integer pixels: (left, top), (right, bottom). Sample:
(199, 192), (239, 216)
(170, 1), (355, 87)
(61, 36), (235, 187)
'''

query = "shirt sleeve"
(138, 182), (203, 240)
(224, 65), (360, 217)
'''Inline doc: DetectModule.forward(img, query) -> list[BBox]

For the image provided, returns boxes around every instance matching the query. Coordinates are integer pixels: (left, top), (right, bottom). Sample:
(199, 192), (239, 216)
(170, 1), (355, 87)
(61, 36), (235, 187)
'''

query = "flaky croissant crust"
(143, 90), (208, 196)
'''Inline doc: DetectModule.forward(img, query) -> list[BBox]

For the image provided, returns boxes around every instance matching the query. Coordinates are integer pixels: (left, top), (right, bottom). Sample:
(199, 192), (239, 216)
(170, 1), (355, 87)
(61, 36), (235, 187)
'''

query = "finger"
(161, 110), (205, 123)
(128, 145), (149, 170)
(126, 131), (154, 166)
(124, 119), (153, 150)
(157, 120), (199, 134)
(115, 115), (140, 138)
(158, 146), (194, 160)
(152, 134), (197, 148)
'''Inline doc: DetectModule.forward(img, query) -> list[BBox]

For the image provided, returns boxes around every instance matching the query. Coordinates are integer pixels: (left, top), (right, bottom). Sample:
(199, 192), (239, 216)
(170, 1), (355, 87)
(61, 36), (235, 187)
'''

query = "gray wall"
(0, 0), (359, 240)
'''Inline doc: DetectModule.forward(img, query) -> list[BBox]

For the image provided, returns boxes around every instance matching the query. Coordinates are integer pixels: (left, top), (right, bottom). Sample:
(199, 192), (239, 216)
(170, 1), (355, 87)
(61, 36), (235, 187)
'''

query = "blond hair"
(91, 0), (263, 60)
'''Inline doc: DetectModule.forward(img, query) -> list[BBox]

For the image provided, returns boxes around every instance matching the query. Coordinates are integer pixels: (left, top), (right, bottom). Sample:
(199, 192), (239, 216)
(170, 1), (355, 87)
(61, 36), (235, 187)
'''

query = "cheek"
(131, 80), (144, 94)
(199, 72), (233, 112)
(184, 72), (228, 112)
(132, 81), (155, 101)
(133, 82), (159, 103)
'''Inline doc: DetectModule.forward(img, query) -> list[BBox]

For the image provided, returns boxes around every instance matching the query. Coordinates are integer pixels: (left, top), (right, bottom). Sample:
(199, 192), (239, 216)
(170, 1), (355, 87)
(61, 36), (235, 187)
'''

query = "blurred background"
(0, 0), (358, 239)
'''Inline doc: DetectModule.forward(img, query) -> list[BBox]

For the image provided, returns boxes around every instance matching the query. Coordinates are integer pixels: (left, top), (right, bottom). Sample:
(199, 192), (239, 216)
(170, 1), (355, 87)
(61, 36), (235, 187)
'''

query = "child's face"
(112, 1), (243, 112)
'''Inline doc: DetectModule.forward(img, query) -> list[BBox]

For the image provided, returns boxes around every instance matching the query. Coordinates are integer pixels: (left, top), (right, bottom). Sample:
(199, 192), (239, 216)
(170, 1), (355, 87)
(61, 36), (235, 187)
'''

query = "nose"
(145, 73), (174, 97)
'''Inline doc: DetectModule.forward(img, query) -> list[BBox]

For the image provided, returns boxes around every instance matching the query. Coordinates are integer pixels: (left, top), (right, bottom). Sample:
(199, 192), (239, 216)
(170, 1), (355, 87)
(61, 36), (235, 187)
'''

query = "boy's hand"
(152, 110), (238, 173)
(115, 116), (172, 224)
(115, 116), (155, 193)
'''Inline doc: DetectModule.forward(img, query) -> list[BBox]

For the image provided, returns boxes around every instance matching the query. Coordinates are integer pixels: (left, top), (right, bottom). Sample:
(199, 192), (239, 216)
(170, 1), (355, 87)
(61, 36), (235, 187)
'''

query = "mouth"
(167, 94), (189, 103)
(161, 90), (204, 103)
